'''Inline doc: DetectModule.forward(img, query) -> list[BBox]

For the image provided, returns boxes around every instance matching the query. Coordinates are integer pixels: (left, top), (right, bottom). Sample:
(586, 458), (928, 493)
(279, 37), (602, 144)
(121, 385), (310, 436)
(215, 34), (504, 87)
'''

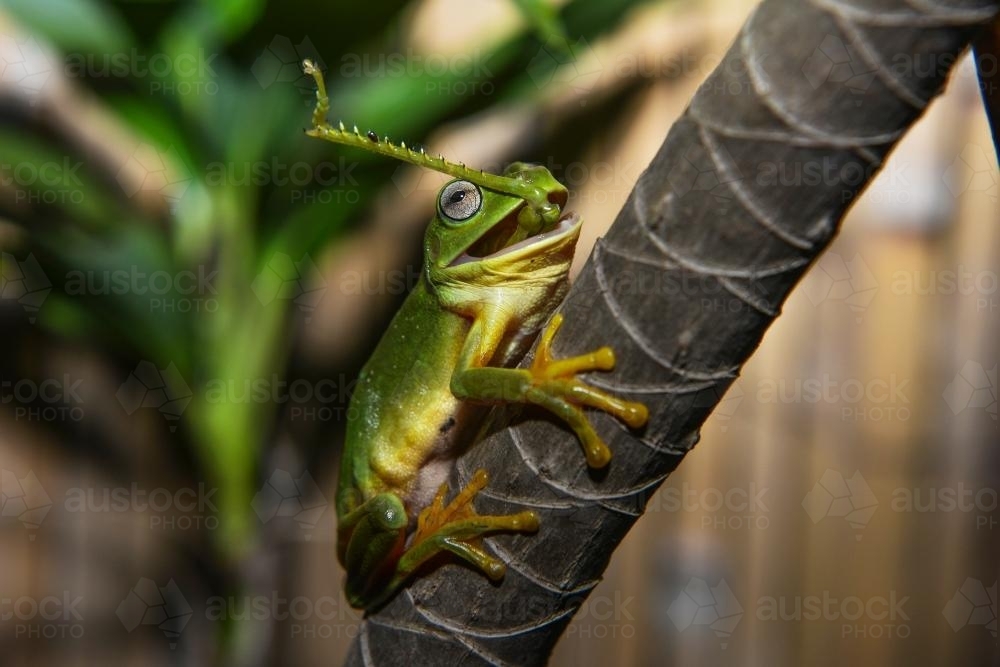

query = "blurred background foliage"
(1, 0), (997, 665)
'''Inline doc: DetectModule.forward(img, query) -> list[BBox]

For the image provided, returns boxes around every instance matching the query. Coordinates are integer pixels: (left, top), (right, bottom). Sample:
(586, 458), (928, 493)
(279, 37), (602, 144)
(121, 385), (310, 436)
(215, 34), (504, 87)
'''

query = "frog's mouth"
(450, 211), (581, 267)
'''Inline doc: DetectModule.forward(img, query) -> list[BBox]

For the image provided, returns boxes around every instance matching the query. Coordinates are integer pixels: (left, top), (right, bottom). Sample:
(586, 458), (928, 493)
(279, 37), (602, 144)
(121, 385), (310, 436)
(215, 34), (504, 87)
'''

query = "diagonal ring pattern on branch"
(345, 1), (999, 665)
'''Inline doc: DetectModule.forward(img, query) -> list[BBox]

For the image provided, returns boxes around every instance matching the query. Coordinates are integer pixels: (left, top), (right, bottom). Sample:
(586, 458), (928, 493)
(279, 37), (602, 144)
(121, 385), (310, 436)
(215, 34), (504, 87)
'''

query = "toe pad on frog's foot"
(591, 347), (615, 371)
(483, 558), (506, 580)
(509, 510), (541, 532)
(620, 401), (649, 428)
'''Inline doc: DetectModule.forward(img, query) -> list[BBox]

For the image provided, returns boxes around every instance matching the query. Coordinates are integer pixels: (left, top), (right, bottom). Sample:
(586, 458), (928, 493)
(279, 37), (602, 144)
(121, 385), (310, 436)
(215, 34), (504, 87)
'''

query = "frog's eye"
(439, 180), (482, 222)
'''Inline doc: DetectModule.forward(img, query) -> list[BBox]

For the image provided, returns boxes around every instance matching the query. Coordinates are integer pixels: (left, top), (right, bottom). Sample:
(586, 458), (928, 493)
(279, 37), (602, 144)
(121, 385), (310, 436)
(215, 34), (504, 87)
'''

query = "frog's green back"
(338, 277), (470, 515)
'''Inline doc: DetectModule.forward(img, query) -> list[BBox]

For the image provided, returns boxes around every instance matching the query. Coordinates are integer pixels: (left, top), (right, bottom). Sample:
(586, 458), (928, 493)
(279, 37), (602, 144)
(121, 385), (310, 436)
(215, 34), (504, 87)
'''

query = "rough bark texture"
(346, 1), (1000, 665)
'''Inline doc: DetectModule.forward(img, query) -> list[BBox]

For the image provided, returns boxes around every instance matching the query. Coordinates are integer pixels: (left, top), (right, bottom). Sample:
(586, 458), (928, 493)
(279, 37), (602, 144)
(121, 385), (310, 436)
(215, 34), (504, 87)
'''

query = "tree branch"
(345, 1), (1000, 664)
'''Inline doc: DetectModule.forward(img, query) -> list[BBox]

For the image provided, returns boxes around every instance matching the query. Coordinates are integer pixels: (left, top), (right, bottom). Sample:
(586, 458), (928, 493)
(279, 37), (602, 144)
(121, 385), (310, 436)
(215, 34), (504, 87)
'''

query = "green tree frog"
(302, 61), (648, 610)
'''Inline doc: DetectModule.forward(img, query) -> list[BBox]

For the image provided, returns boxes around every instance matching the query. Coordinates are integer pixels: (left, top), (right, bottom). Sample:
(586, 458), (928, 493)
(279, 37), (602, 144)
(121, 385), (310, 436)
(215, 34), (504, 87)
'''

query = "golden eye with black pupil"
(439, 180), (482, 222)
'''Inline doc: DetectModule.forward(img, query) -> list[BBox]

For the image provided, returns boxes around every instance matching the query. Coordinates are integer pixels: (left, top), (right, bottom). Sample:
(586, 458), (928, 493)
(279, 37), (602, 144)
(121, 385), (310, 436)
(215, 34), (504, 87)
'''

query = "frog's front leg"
(340, 472), (539, 610)
(451, 312), (648, 468)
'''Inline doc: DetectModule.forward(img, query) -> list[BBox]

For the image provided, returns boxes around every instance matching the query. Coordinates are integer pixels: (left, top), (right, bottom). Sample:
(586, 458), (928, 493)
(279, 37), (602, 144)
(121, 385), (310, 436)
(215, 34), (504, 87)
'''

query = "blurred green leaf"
(205, 0), (266, 41)
(40, 223), (196, 366)
(0, 130), (118, 227)
(4, 0), (132, 52)
(510, 0), (569, 51)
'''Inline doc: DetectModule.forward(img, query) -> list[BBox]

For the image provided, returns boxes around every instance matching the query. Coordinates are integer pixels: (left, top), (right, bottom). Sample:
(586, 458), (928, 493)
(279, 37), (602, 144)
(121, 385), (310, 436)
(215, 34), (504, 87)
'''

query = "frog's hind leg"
(388, 469), (538, 594)
(338, 493), (410, 607)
